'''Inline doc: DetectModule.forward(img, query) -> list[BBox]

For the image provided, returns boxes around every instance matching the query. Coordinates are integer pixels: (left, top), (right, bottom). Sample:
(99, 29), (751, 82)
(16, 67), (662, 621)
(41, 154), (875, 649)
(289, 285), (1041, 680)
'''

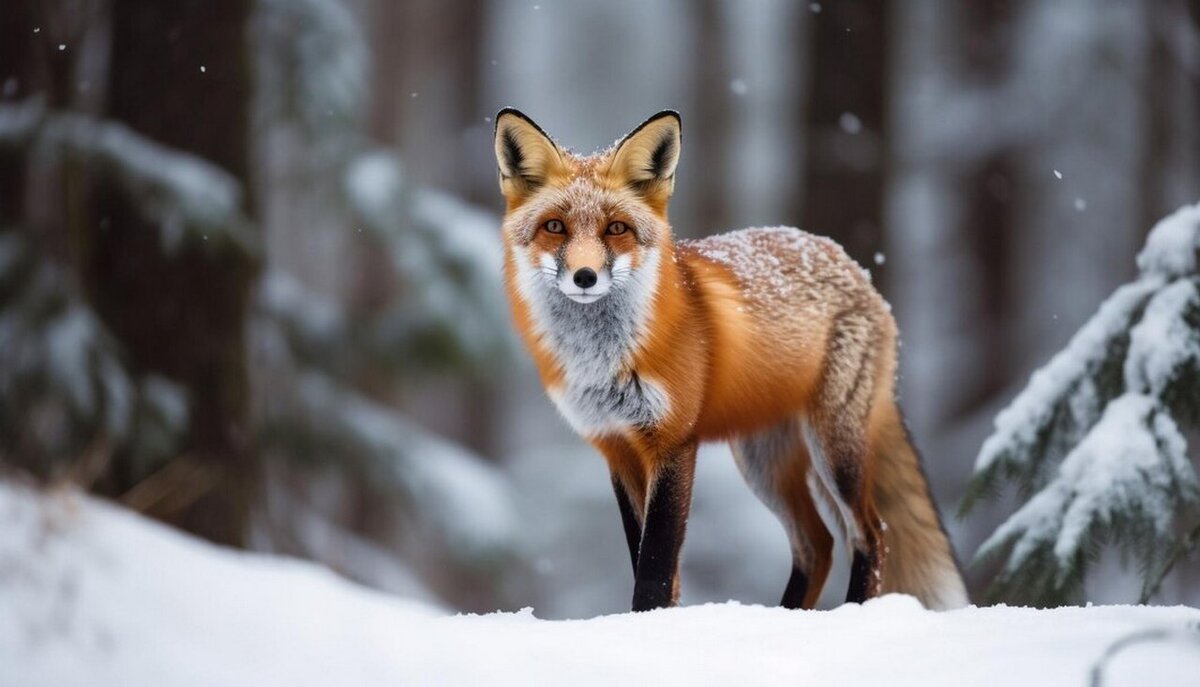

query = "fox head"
(493, 109), (681, 304)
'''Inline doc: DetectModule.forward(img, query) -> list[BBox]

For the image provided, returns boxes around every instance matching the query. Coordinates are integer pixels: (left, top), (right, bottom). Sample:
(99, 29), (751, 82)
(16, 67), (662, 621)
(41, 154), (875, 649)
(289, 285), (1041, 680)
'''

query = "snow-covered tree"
(0, 98), (249, 488)
(1, 0), (524, 608)
(963, 202), (1200, 605)
(249, 0), (524, 605)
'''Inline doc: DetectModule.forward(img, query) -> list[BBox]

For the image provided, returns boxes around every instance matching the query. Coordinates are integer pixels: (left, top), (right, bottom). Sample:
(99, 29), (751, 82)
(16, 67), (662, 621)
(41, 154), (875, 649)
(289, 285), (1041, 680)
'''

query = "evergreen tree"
(963, 203), (1200, 605)
(1, 0), (524, 606)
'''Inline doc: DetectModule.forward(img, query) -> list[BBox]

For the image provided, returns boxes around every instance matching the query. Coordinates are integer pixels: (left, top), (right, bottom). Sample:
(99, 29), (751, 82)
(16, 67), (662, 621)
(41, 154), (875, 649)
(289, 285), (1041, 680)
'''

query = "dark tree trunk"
(800, 0), (888, 281)
(957, 0), (1018, 414)
(686, 0), (731, 239)
(0, 0), (39, 224)
(93, 0), (259, 546)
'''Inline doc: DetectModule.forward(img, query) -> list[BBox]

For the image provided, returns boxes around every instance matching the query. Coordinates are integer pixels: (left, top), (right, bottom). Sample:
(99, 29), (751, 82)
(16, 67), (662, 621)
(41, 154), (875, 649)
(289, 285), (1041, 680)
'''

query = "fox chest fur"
(510, 250), (671, 438)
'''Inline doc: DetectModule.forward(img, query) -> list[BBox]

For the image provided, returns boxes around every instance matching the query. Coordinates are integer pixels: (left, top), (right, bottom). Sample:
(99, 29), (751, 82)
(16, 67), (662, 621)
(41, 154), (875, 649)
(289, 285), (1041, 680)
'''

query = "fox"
(492, 108), (969, 612)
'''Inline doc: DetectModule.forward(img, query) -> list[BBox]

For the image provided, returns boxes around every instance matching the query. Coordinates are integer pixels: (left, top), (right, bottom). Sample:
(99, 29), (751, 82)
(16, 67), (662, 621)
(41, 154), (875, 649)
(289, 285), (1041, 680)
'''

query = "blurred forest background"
(2, 0), (1199, 616)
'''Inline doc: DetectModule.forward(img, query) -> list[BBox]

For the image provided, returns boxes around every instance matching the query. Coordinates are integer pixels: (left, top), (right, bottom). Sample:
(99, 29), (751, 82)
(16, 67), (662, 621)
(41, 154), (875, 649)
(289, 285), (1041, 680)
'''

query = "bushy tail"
(873, 406), (969, 610)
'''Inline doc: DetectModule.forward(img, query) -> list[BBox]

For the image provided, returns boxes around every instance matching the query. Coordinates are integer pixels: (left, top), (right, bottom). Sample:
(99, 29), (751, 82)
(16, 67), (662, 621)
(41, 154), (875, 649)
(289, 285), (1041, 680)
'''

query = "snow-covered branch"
(0, 100), (257, 256)
(967, 202), (1200, 604)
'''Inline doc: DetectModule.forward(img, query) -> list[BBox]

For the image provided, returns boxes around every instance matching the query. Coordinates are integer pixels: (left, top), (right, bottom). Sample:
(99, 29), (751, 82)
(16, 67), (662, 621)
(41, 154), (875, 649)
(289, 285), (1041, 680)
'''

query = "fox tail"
(873, 405), (969, 610)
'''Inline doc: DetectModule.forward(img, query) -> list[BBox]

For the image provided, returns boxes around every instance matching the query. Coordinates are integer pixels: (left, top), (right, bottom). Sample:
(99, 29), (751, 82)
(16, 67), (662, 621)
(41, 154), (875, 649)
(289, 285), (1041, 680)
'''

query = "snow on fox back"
(680, 226), (879, 320)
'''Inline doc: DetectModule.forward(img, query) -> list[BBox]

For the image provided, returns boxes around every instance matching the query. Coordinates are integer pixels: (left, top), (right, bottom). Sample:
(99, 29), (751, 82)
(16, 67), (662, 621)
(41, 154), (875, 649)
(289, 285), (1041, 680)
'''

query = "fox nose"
(573, 267), (598, 289)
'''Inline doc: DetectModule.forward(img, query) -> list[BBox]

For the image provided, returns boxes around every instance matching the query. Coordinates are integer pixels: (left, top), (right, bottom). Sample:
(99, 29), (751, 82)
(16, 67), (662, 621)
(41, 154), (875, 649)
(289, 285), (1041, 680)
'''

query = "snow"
(1137, 201), (1200, 279)
(340, 150), (514, 365)
(276, 371), (521, 561)
(969, 201), (1200, 600)
(684, 226), (857, 295)
(975, 201), (1199, 493)
(2, 481), (1199, 686)
(839, 112), (863, 135)
(0, 100), (254, 254)
(974, 278), (1160, 475)
(1124, 278), (1200, 396)
(981, 394), (1196, 571)
(254, 0), (366, 138)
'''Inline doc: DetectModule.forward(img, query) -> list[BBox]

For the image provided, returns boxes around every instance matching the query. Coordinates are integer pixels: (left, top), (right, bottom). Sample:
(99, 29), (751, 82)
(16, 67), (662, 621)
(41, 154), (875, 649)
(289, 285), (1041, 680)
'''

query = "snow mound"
(1, 481), (1198, 687)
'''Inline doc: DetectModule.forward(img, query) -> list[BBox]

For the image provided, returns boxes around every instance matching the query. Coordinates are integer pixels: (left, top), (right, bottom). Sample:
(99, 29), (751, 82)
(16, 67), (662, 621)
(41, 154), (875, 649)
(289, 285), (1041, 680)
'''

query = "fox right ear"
(493, 108), (567, 204)
(604, 111), (682, 214)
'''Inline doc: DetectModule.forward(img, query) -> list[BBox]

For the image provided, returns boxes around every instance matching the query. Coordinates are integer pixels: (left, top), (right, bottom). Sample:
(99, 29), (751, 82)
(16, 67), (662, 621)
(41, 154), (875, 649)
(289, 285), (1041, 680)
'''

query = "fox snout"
(543, 253), (613, 303)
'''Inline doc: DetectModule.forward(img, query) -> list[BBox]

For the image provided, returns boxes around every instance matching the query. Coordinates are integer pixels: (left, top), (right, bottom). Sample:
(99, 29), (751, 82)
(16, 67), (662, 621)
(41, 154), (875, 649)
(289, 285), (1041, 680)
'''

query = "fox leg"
(593, 436), (648, 575)
(807, 312), (887, 605)
(784, 478), (835, 609)
(611, 476), (642, 575)
(731, 421), (833, 609)
(631, 438), (698, 612)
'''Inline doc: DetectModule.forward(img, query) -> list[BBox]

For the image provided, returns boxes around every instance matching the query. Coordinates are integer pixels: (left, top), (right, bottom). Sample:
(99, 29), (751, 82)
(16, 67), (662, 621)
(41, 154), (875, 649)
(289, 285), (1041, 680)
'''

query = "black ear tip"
(494, 107), (526, 133)
(493, 107), (556, 143)
(648, 110), (681, 132)
(622, 110), (682, 143)
(495, 106), (526, 120)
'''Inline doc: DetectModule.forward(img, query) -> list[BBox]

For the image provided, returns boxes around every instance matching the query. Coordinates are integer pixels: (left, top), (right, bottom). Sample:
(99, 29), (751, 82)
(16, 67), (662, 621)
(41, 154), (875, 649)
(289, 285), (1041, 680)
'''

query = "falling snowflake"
(839, 112), (863, 135)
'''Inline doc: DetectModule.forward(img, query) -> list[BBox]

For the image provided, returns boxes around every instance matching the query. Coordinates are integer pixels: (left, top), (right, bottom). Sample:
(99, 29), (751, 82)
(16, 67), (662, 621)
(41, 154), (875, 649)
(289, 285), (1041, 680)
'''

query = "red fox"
(492, 108), (968, 612)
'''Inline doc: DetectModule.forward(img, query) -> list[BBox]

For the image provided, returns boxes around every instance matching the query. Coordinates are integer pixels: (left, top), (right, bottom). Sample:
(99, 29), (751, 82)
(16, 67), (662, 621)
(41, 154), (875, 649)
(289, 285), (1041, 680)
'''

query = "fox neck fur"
(508, 240), (676, 439)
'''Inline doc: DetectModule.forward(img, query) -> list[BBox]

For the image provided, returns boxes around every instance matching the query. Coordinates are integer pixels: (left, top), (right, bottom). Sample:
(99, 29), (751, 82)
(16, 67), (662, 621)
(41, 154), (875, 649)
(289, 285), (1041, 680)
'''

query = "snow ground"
(2, 481), (1199, 687)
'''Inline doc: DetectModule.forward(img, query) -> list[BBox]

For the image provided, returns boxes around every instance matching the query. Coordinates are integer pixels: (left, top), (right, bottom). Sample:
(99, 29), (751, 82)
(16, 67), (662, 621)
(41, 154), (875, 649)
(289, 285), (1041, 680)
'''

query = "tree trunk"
(801, 0), (889, 280)
(93, 0), (259, 546)
(685, 0), (731, 239)
(0, 0), (37, 224)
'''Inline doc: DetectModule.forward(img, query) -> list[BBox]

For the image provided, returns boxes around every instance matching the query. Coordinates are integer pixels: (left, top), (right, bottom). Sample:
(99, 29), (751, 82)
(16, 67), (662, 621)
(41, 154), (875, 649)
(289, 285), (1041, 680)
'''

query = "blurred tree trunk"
(361, 0), (501, 461)
(954, 0), (1018, 411)
(92, 0), (259, 546)
(1140, 0), (1200, 231)
(686, 0), (731, 238)
(0, 0), (37, 224)
(801, 0), (888, 279)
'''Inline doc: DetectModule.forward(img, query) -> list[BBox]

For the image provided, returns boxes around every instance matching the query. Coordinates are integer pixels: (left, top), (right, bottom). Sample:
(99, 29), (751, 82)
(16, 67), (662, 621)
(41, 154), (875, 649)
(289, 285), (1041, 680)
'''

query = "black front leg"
(632, 442), (697, 612)
(611, 475), (642, 575)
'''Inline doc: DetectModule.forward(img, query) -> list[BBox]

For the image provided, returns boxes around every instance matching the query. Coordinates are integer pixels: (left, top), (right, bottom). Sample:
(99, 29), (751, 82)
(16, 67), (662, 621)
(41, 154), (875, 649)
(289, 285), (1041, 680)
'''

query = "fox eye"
(544, 219), (566, 234)
(606, 221), (628, 236)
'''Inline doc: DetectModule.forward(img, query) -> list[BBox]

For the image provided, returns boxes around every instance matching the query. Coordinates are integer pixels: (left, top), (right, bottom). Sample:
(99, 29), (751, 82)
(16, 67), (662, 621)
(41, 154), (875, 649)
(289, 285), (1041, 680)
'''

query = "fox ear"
(606, 110), (682, 210)
(493, 108), (567, 204)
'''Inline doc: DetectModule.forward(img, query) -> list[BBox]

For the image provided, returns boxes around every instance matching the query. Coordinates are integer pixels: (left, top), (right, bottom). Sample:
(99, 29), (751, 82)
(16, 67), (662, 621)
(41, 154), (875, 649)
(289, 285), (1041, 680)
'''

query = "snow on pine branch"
(345, 153), (516, 370)
(977, 395), (1195, 599)
(0, 234), (189, 475)
(0, 100), (256, 256)
(967, 202), (1200, 604)
(257, 368), (521, 568)
(253, 0), (367, 148)
(965, 278), (1158, 504)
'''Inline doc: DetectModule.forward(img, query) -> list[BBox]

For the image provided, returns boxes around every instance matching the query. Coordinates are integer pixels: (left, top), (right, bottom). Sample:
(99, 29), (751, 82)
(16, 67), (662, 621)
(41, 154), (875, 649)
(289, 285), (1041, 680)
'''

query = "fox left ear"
(493, 108), (568, 206)
(606, 110), (682, 211)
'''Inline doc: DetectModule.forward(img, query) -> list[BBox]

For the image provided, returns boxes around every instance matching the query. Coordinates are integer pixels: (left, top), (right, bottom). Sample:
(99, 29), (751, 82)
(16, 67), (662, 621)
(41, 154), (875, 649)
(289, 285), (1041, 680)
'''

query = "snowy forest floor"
(2, 481), (1199, 687)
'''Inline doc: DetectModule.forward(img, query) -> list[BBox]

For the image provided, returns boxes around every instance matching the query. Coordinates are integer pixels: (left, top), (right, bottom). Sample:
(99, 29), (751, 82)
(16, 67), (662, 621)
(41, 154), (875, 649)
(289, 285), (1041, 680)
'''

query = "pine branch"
(1139, 520), (1200, 603)
(0, 99), (258, 256)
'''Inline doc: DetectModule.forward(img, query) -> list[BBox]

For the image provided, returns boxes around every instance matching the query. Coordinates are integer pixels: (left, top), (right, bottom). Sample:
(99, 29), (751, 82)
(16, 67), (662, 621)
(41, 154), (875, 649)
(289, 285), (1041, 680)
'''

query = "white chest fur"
(548, 371), (671, 438)
(513, 249), (671, 438)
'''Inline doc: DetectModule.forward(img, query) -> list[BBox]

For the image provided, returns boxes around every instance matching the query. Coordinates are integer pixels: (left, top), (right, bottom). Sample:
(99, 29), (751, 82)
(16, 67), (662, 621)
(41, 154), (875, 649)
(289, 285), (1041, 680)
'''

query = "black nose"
(573, 268), (598, 289)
